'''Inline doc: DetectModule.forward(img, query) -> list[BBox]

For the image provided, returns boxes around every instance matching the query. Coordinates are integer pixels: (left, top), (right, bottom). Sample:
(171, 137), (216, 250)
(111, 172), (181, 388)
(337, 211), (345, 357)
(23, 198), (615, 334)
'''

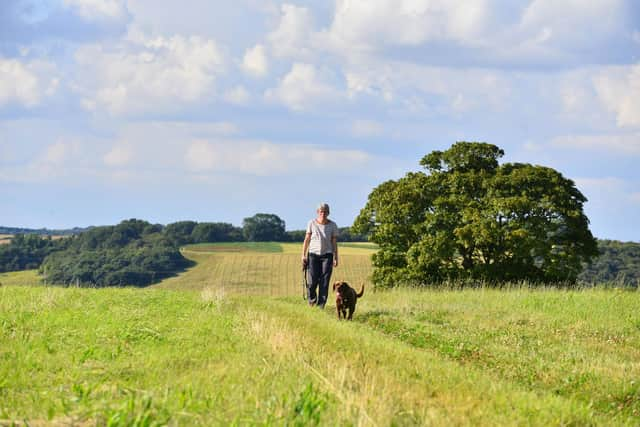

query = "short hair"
(317, 202), (330, 213)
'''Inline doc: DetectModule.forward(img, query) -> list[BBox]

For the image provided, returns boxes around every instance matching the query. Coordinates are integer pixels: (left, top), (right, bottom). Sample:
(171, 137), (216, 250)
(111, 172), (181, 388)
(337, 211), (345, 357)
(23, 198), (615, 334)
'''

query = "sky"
(1, 0), (639, 241)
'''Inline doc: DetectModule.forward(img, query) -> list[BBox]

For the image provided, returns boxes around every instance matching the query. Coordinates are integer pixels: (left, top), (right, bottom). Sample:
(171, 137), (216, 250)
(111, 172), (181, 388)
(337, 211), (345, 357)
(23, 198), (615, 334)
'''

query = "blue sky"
(1, 0), (639, 241)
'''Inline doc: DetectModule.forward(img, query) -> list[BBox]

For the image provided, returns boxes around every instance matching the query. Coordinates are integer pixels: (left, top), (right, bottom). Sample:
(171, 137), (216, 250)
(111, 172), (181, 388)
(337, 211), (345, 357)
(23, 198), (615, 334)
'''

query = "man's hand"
(333, 258), (339, 268)
(301, 257), (308, 270)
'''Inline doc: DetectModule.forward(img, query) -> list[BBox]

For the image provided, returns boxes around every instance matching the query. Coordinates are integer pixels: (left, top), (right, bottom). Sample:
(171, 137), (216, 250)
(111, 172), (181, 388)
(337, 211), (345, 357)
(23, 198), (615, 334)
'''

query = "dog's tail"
(356, 284), (365, 298)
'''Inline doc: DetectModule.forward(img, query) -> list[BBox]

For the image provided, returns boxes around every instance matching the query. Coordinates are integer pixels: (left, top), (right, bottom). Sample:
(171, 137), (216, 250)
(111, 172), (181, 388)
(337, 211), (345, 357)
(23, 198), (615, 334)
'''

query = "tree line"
(0, 214), (367, 287)
(578, 240), (640, 286)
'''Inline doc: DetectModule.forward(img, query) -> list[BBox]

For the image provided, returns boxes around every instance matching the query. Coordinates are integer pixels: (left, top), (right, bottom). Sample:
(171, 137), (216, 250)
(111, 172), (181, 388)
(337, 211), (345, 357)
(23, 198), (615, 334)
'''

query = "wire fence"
(199, 253), (373, 297)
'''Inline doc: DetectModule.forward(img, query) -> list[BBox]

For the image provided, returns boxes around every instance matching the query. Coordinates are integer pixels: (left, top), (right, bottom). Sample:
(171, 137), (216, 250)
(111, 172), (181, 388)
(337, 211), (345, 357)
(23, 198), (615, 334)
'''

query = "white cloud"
(351, 119), (384, 138)
(225, 85), (251, 105)
(75, 34), (225, 115)
(551, 134), (640, 154)
(594, 64), (640, 128)
(22, 140), (87, 181)
(63, 0), (127, 20)
(185, 139), (370, 176)
(327, 0), (490, 51)
(0, 58), (58, 108)
(104, 143), (133, 167)
(242, 44), (268, 77)
(519, 0), (626, 47)
(344, 59), (511, 113)
(265, 63), (342, 111)
(268, 4), (316, 59)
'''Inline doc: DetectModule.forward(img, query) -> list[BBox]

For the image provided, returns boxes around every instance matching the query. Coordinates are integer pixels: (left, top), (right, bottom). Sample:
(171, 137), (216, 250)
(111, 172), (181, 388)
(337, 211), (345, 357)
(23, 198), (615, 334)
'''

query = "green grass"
(0, 269), (42, 286)
(2, 243), (640, 425)
(160, 242), (376, 294)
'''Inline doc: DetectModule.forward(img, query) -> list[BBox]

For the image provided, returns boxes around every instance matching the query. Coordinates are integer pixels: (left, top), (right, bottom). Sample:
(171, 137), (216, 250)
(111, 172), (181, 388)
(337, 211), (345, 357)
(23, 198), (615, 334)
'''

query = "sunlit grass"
(0, 269), (41, 286)
(157, 242), (376, 294)
(3, 242), (640, 425)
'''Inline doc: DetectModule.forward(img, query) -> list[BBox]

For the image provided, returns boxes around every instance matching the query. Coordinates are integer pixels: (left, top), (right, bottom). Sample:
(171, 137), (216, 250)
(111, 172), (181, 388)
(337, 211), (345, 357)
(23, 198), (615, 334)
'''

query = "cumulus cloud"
(319, 0), (635, 68)
(265, 63), (342, 111)
(23, 139), (87, 181)
(185, 139), (370, 176)
(63, 0), (127, 20)
(74, 33), (225, 115)
(242, 44), (268, 77)
(268, 4), (316, 59)
(327, 0), (490, 51)
(594, 64), (640, 128)
(345, 59), (511, 114)
(104, 143), (133, 167)
(0, 57), (58, 107)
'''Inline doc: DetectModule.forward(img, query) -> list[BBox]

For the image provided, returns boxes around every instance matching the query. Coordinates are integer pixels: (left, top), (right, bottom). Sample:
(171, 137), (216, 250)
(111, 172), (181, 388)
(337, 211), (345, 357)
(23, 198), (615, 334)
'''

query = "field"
(1, 243), (640, 425)
(157, 242), (376, 295)
(0, 234), (12, 244)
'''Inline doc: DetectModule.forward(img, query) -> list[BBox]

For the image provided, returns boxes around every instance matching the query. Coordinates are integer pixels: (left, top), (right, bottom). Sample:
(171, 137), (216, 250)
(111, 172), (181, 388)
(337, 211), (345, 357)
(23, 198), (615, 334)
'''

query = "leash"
(302, 258), (309, 301)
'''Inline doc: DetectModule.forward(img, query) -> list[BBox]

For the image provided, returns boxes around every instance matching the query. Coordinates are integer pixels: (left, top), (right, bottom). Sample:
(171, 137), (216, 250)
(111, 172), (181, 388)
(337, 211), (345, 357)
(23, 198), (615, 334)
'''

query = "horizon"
(2, 1), (639, 240)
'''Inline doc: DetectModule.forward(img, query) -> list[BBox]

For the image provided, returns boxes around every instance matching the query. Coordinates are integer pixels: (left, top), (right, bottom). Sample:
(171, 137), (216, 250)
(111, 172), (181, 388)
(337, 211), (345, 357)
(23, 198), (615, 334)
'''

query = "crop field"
(2, 242), (640, 425)
(0, 234), (12, 244)
(156, 242), (376, 295)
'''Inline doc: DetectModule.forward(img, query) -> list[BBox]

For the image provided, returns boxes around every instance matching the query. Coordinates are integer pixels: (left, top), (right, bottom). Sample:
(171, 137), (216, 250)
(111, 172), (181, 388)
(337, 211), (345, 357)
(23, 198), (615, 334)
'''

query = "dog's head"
(333, 281), (351, 297)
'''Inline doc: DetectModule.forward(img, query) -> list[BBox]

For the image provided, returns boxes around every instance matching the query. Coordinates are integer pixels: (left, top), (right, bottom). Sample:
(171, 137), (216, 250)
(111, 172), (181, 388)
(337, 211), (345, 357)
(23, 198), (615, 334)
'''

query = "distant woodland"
(1, 216), (638, 287)
(578, 240), (640, 286)
(0, 214), (367, 287)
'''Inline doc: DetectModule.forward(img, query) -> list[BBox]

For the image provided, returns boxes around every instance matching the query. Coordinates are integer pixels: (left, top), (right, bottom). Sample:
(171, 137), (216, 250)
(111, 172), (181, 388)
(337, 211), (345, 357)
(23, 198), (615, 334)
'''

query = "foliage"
(242, 213), (286, 242)
(0, 234), (66, 272)
(162, 220), (198, 245)
(579, 240), (640, 286)
(41, 219), (190, 287)
(191, 222), (243, 243)
(354, 141), (598, 287)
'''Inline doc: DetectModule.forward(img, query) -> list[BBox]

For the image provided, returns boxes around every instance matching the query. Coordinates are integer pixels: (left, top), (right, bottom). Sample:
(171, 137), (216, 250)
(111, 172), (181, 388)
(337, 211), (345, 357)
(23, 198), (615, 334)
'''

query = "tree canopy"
(353, 142), (599, 287)
(41, 219), (190, 287)
(242, 213), (286, 242)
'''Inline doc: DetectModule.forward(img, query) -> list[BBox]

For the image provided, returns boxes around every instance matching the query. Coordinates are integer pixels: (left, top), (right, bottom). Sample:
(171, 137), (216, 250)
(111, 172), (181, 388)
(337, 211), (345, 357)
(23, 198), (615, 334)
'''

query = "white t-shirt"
(306, 219), (338, 255)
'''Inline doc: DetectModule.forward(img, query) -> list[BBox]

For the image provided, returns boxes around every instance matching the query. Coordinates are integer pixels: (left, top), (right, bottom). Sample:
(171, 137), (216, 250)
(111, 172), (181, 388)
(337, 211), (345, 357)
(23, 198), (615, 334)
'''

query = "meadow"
(1, 243), (639, 426)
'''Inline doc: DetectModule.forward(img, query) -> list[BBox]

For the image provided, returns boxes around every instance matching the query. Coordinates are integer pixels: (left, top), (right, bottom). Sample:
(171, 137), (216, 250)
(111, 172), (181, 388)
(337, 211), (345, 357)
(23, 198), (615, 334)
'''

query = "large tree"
(353, 142), (598, 287)
(242, 213), (286, 242)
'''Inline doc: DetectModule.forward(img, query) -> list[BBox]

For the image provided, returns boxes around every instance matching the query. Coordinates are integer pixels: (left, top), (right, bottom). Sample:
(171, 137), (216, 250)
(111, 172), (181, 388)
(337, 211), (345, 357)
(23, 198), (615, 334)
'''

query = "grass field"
(157, 242), (376, 295)
(2, 242), (640, 425)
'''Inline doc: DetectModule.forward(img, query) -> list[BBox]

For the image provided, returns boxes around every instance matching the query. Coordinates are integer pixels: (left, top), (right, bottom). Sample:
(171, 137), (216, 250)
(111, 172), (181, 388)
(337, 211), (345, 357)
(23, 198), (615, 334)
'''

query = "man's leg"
(317, 253), (334, 308)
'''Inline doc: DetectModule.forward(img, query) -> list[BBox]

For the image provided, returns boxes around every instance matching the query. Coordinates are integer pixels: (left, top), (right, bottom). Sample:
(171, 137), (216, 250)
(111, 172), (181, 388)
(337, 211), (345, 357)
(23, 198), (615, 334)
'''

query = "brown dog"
(333, 281), (364, 320)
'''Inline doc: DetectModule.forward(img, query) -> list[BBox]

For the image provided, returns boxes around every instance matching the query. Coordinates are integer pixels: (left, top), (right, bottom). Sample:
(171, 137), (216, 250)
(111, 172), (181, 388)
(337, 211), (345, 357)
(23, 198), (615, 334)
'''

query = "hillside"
(1, 244), (639, 425)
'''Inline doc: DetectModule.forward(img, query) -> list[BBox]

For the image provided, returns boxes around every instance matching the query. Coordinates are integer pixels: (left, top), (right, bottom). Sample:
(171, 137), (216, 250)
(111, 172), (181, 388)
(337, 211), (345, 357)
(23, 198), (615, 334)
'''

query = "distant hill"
(0, 226), (90, 236)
